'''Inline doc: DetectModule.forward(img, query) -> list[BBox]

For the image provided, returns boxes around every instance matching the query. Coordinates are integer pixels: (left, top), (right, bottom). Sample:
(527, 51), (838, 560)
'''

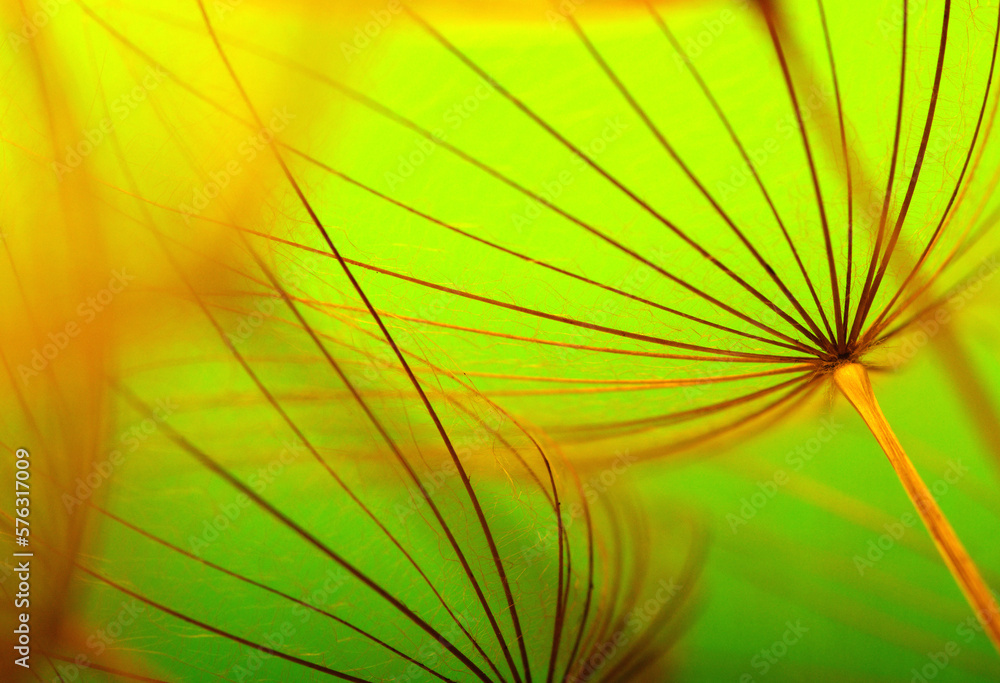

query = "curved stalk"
(834, 362), (1000, 655)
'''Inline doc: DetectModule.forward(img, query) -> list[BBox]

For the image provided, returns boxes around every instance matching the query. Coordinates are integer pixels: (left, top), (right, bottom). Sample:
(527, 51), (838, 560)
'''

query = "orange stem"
(834, 362), (1000, 656)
